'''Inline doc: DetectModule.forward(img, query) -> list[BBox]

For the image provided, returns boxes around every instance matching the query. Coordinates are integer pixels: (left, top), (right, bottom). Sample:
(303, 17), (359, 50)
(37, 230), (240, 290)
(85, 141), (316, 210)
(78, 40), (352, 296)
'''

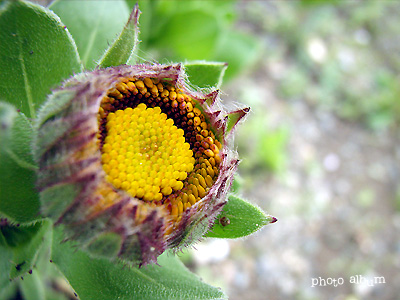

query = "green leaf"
(0, 280), (17, 300)
(28, 223), (71, 300)
(150, 9), (220, 60)
(19, 270), (45, 300)
(86, 232), (123, 258)
(0, 219), (52, 280)
(0, 236), (14, 296)
(50, 0), (130, 69)
(206, 195), (276, 239)
(98, 4), (140, 68)
(184, 61), (228, 89)
(52, 227), (226, 300)
(0, 0), (82, 118)
(136, 0), (236, 63)
(214, 30), (262, 80)
(0, 102), (40, 223)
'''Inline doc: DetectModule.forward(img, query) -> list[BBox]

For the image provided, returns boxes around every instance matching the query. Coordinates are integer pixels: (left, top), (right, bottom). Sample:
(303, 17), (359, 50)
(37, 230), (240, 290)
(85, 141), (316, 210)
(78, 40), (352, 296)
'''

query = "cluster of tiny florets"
(101, 103), (195, 202)
(97, 77), (223, 225)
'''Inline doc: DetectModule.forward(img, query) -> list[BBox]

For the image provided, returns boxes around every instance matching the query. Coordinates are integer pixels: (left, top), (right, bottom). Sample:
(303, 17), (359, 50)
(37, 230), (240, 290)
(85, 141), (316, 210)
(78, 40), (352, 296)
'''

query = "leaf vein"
(5, 148), (37, 171)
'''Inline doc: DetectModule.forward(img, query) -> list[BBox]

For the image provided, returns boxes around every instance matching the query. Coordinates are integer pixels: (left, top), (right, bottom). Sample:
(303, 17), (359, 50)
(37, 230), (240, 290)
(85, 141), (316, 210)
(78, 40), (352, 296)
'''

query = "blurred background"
(37, 0), (400, 299)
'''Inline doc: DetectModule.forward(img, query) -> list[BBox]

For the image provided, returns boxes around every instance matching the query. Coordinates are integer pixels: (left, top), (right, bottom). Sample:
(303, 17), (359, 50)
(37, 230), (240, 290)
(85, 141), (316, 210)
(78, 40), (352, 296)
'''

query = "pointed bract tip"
(270, 217), (278, 224)
(130, 3), (141, 25)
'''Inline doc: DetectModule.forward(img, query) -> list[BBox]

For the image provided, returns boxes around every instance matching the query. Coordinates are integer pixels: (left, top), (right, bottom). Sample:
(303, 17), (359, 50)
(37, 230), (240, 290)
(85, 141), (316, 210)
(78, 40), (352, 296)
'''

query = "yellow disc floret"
(101, 103), (195, 202)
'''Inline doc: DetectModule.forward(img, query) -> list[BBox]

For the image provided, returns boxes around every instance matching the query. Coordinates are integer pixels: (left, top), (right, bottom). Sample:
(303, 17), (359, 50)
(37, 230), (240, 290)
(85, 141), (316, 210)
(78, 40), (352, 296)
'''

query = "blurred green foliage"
(258, 127), (290, 173)
(237, 109), (290, 176)
(243, 1), (400, 130)
(128, 0), (262, 80)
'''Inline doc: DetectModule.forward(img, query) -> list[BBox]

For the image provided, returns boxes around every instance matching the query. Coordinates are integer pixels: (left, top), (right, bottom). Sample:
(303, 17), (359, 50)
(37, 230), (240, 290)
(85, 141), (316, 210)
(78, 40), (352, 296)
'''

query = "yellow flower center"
(97, 77), (222, 224)
(101, 103), (195, 202)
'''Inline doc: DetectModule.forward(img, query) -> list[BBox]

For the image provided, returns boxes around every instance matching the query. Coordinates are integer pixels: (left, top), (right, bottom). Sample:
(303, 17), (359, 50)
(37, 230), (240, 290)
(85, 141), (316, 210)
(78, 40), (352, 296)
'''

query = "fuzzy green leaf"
(0, 281), (17, 300)
(98, 4), (140, 68)
(0, 219), (51, 280)
(19, 270), (45, 300)
(0, 235), (14, 296)
(206, 195), (276, 239)
(184, 61), (228, 89)
(0, 0), (82, 118)
(52, 227), (226, 300)
(50, 0), (130, 69)
(0, 102), (40, 223)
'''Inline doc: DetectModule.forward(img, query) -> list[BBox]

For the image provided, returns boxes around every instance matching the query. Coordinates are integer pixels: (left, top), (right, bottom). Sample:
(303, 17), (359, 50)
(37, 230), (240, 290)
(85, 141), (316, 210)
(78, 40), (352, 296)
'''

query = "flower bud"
(34, 64), (249, 265)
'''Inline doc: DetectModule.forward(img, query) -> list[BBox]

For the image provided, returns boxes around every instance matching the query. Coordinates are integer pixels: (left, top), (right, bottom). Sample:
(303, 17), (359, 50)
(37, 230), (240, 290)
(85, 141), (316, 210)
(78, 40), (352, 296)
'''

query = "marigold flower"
(34, 64), (249, 265)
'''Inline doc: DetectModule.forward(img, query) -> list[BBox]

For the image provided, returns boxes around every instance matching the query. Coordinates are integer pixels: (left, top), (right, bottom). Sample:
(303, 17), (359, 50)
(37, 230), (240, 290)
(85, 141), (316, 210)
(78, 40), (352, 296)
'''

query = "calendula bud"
(34, 64), (249, 265)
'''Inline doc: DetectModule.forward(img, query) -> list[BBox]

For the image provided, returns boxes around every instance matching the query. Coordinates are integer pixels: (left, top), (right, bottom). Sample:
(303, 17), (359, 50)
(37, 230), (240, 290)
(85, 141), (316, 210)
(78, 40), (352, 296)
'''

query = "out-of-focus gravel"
(188, 2), (400, 299)
(190, 65), (400, 299)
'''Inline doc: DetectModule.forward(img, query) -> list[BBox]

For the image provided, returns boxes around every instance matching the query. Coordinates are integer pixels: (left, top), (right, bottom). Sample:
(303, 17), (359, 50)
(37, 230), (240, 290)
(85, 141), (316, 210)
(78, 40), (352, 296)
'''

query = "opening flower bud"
(34, 64), (248, 265)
